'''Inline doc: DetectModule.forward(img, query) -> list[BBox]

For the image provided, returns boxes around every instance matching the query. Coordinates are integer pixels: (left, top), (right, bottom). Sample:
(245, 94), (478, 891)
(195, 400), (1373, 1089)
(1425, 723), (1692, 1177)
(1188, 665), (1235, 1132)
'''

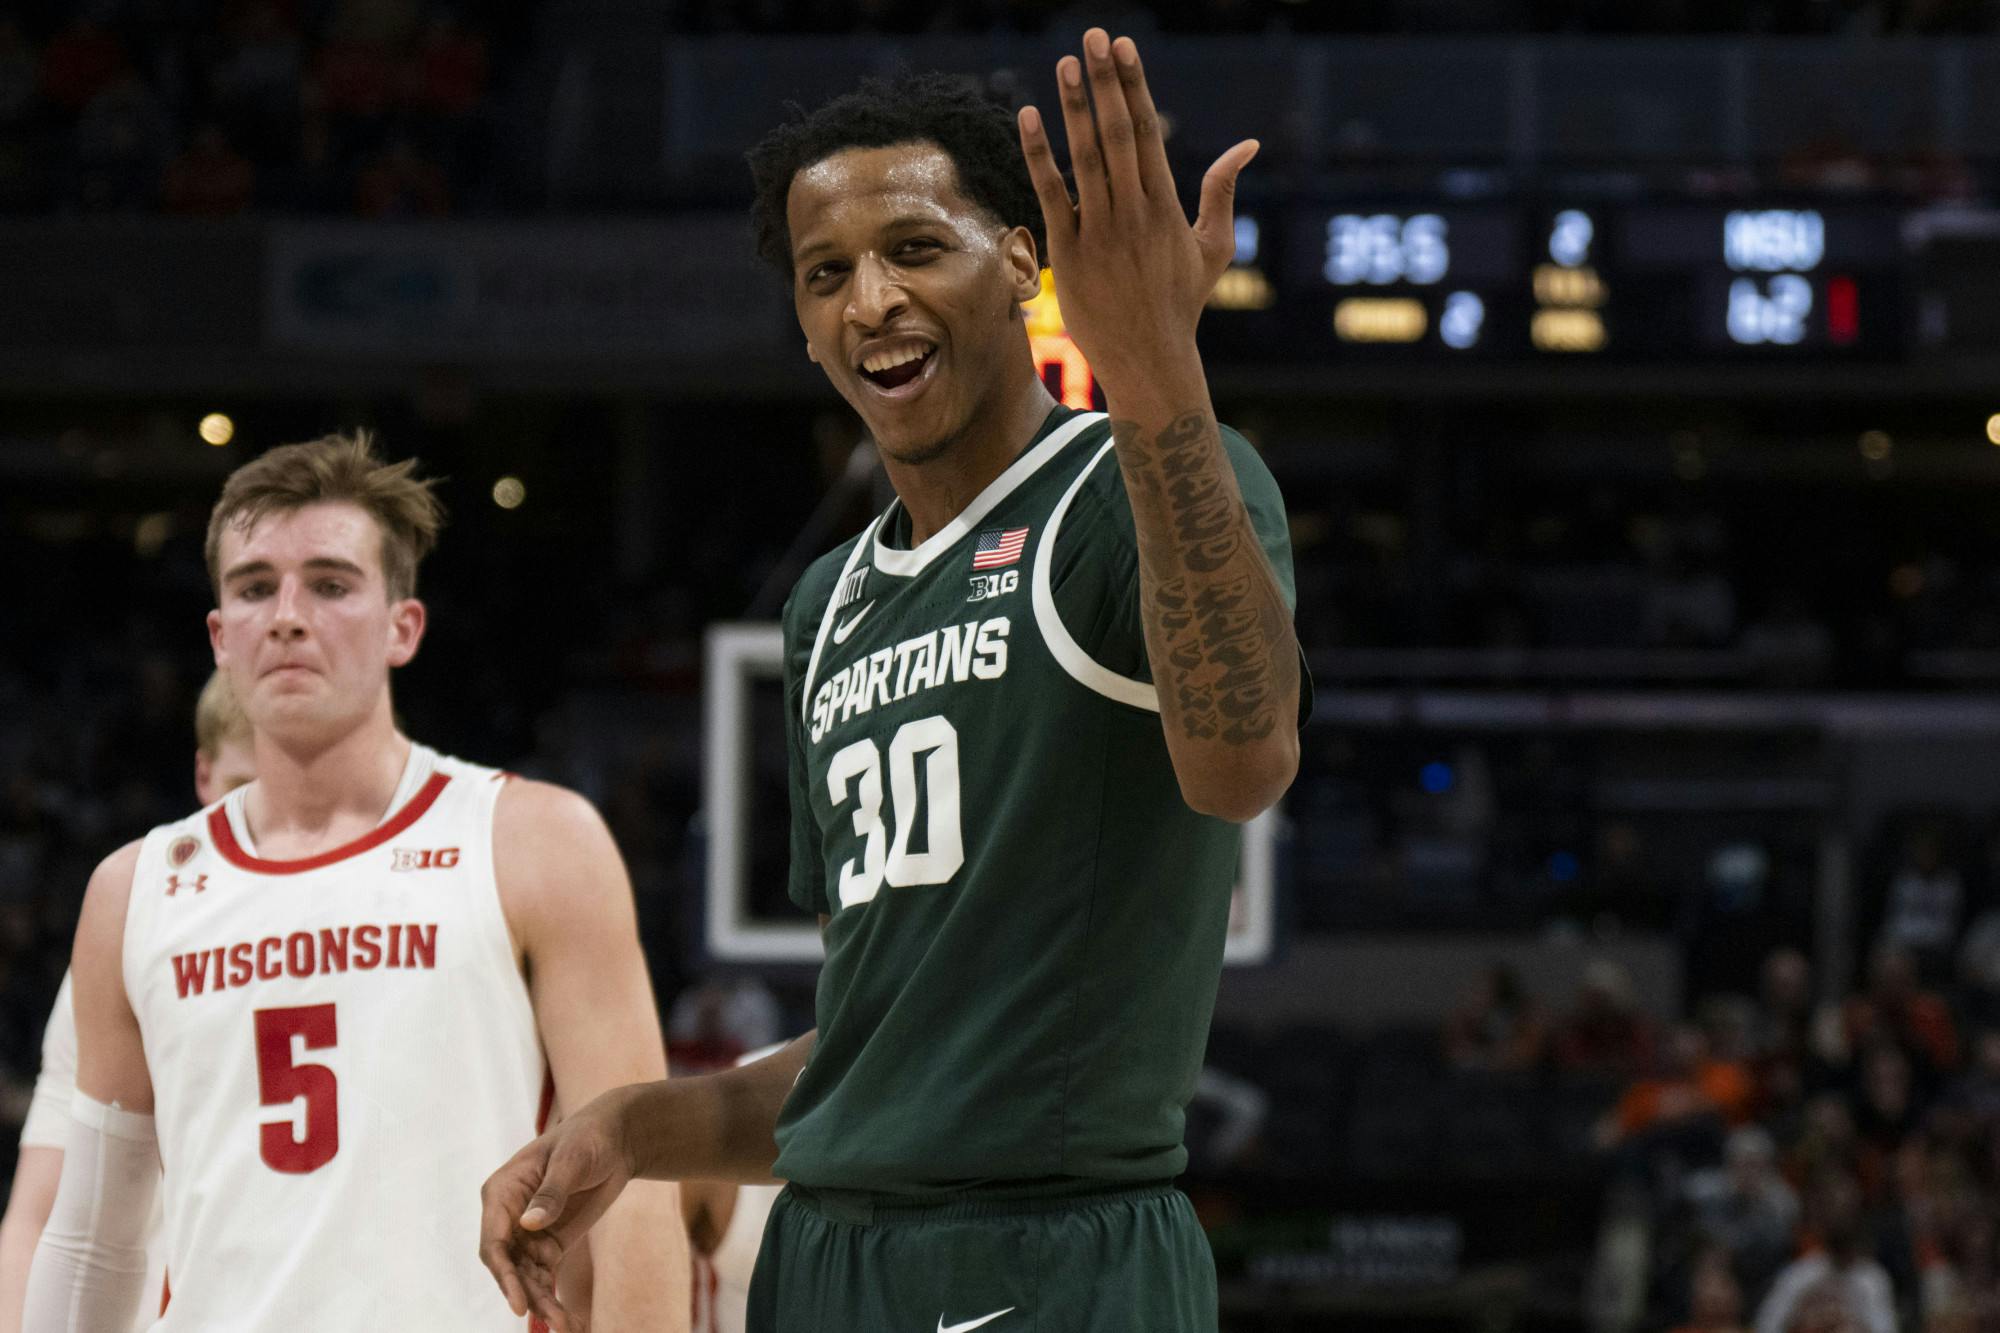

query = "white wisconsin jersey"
(122, 745), (548, 1331)
(21, 971), (169, 1329)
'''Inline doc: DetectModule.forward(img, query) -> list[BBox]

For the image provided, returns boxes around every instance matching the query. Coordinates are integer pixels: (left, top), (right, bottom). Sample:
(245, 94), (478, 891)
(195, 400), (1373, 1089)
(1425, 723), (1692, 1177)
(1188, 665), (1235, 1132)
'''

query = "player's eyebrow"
(222, 557), (367, 584)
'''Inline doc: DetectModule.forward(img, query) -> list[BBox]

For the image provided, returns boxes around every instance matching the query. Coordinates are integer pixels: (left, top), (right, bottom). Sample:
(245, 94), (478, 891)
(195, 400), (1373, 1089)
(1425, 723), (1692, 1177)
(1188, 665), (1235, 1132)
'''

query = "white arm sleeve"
(19, 1093), (159, 1333)
(19, 975), (79, 1151)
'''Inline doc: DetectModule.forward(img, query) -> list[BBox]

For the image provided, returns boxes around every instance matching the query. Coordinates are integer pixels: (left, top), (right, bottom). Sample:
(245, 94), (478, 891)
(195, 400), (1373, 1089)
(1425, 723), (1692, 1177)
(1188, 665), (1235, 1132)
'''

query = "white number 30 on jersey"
(825, 715), (964, 908)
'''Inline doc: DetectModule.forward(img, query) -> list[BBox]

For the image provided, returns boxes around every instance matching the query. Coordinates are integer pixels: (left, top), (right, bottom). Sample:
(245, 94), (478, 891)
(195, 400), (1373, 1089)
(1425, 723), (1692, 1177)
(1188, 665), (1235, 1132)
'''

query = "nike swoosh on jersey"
(832, 602), (875, 644)
(938, 1309), (1015, 1333)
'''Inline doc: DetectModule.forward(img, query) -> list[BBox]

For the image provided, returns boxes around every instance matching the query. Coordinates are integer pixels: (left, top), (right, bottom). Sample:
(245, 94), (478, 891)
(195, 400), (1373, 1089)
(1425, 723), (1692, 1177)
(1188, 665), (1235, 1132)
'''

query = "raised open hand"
(1017, 28), (1257, 386)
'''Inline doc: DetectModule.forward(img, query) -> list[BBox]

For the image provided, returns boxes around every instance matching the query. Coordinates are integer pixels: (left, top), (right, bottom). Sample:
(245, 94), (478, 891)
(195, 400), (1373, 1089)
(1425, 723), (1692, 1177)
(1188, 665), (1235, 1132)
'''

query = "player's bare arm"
(1020, 29), (1301, 822)
(494, 778), (689, 1333)
(68, 843), (153, 1116)
(480, 1032), (815, 1331)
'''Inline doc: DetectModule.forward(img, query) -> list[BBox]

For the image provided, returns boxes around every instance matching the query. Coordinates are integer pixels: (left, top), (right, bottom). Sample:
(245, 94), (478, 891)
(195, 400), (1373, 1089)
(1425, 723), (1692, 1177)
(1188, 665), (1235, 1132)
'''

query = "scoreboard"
(1204, 201), (1909, 362)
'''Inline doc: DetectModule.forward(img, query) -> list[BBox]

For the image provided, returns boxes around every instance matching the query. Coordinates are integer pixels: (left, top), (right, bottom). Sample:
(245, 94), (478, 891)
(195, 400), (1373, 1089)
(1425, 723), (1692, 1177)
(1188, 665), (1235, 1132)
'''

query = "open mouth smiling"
(855, 338), (938, 397)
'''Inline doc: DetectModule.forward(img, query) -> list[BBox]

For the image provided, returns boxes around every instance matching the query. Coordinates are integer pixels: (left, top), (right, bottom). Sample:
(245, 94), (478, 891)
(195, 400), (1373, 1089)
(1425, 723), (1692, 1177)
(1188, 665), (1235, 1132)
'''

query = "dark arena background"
(9, 2), (2000, 1330)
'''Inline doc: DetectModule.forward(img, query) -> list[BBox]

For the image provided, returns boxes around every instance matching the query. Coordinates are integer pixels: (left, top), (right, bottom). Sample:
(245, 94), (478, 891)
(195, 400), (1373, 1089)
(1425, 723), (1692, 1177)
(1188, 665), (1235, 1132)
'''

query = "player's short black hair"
(746, 71), (1047, 283)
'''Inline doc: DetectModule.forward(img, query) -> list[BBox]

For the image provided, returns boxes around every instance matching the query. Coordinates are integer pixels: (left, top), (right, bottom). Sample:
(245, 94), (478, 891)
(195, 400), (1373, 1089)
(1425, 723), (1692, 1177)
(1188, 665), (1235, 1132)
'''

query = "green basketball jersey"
(773, 405), (1302, 1198)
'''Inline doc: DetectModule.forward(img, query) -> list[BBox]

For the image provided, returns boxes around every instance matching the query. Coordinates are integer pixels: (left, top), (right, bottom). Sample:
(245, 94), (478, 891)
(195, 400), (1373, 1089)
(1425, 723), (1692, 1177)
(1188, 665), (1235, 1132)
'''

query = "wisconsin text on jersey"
(171, 922), (439, 999)
(807, 616), (1009, 744)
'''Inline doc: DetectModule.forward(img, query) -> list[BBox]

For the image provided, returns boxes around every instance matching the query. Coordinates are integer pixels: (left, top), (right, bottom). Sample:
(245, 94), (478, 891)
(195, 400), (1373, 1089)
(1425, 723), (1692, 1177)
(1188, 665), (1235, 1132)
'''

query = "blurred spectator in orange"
(1598, 1024), (1757, 1150)
(1845, 943), (1960, 1077)
(1444, 962), (1548, 1072)
(163, 123), (255, 215)
(1557, 959), (1658, 1076)
(1754, 1173), (1895, 1333)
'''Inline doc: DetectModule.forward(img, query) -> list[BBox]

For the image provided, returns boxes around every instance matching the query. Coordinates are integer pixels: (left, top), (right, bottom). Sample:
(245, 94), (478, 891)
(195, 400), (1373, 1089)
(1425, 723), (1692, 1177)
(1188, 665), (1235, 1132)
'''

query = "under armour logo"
(166, 874), (208, 896)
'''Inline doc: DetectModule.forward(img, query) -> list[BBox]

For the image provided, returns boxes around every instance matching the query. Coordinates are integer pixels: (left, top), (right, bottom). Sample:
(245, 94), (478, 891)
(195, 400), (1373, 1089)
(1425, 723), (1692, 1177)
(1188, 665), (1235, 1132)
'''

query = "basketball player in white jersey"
(681, 1045), (786, 1333)
(0, 672), (255, 1333)
(23, 432), (689, 1331)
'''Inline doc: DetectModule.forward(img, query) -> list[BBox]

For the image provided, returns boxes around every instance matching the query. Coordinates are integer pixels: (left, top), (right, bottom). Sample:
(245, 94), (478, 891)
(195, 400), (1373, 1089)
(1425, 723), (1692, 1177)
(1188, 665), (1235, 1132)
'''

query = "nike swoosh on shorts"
(937, 1309), (1015, 1333)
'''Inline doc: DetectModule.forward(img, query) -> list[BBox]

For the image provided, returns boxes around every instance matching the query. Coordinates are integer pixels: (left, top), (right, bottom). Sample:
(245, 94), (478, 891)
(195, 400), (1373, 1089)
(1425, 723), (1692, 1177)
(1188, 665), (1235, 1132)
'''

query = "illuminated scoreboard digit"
(1723, 209), (1827, 346)
(1198, 209), (1285, 361)
(1614, 206), (1901, 357)
(1195, 203), (1908, 365)
(1322, 213), (1451, 286)
(1531, 208), (1611, 354)
(1284, 206), (1522, 354)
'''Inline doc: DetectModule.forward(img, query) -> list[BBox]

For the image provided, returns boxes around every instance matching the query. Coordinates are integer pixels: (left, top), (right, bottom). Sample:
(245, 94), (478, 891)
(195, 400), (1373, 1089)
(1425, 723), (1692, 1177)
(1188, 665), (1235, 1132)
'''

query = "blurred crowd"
(1283, 480), (2000, 688)
(0, 0), (1990, 217)
(0, 0), (502, 214)
(1459, 923), (2000, 1330)
(669, 0), (2000, 33)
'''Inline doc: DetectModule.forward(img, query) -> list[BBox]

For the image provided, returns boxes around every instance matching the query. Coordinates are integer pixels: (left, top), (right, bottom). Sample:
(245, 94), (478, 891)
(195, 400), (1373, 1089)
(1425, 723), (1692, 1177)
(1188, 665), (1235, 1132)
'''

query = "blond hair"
(193, 669), (251, 758)
(205, 431), (445, 601)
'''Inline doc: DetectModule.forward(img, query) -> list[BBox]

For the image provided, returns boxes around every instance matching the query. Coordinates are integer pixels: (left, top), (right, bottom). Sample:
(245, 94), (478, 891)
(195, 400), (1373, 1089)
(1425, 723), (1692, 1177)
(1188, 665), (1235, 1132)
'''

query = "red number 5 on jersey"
(255, 1004), (339, 1173)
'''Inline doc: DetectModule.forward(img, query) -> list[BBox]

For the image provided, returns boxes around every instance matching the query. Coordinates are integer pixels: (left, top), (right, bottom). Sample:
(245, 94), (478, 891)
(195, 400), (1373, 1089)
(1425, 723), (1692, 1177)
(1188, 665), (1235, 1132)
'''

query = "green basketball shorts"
(745, 1181), (1218, 1333)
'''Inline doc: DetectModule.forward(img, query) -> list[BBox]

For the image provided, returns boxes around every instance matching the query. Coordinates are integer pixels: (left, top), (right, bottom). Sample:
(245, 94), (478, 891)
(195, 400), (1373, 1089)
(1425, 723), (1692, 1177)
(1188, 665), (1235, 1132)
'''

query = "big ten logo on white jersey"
(807, 617), (1010, 745)
(392, 845), (460, 871)
(123, 747), (549, 1330)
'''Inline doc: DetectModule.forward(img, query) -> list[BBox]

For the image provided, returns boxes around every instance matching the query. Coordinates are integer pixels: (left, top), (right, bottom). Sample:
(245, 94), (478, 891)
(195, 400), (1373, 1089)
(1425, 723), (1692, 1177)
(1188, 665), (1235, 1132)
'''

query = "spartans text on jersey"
(172, 922), (439, 998)
(809, 616), (1010, 744)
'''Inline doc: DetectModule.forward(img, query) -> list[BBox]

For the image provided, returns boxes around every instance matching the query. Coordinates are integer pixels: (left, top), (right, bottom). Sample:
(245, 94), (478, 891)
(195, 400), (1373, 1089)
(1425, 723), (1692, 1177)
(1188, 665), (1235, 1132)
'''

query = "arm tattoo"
(1114, 412), (1300, 747)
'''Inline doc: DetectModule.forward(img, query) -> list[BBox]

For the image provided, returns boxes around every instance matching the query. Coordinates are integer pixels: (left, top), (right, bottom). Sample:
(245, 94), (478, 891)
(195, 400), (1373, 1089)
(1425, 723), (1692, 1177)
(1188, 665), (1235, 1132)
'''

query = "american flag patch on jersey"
(971, 526), (1029, 570)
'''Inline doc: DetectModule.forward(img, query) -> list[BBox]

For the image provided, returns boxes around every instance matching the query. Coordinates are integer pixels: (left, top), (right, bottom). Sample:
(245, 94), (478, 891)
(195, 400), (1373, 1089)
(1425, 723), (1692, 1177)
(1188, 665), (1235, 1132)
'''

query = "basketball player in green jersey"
(480, 28), (1305, 1332)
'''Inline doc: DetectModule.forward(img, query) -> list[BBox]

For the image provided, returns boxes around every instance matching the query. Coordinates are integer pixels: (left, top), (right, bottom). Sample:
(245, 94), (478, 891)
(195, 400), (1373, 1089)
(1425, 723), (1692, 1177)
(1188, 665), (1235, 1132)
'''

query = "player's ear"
(206, 607), (226, 664)
(1004, 227), (1042, 303)
(806, 340), (820, 365)
(386, 598), (427, 668)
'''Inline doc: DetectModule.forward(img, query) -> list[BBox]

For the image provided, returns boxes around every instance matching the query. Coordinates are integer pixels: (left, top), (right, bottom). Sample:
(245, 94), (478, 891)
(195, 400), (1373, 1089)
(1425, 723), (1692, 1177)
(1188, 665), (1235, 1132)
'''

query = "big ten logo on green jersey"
(966, 569), (1018, 603)
(826, 714), (962, 908)
(808, 617), (1010, 745)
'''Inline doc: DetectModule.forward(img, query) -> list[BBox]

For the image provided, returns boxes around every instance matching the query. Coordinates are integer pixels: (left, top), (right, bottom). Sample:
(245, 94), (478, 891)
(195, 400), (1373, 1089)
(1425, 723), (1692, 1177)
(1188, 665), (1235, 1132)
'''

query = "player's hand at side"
(478, 1088), (639, 1333)
(1017, 27), (1257, 387)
